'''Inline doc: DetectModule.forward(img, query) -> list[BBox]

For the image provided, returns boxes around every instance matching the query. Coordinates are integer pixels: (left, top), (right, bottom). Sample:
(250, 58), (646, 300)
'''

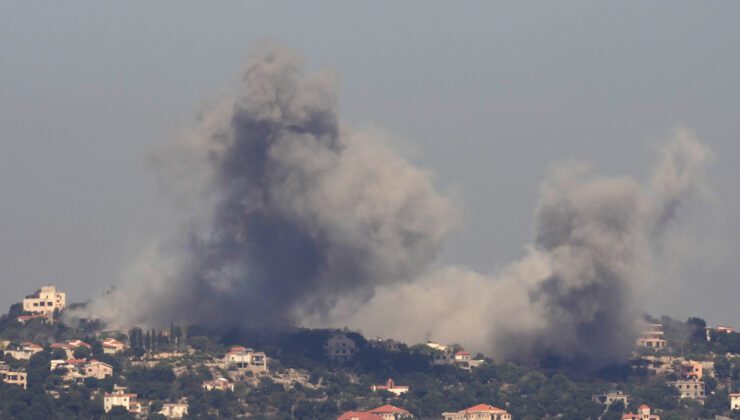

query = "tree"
(716, 356), (731, 380)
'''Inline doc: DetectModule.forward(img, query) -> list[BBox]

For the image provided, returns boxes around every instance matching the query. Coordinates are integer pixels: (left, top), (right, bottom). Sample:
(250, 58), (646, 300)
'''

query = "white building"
(730, 393), (740, 410)
(203, 377), (235, 392)
(160, 402), (189, 419)
(22, 286), (66, 314)
(223, 345), (268, 373)
(622, 404), (660, 420)
(636, 323), (667, 350)
(104, 390), (139, 413)
(325, 333), (358, 361)
(370, 378), (409, 396)
(442, 404), (511, 420)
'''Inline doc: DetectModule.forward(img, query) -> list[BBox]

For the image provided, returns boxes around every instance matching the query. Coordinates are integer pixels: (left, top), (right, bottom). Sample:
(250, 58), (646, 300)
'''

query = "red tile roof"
(464, 404), (507, 413)
(337, 411), (383, 420)
(369, 404), (411, 414)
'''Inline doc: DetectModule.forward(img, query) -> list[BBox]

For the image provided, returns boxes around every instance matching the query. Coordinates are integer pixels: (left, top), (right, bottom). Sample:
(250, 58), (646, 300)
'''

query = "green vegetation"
(2, 304), (740, 419)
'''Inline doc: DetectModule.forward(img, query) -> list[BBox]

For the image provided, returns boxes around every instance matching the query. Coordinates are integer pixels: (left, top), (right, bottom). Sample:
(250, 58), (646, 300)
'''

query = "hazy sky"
(1, 2), (738, 325)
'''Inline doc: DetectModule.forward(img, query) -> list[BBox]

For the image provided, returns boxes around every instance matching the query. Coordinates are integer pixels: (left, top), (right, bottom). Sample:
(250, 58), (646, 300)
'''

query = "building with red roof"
(622, 404), (660, 420)
(370, 378), (409, 396)
(337, 411), (384, 420)
(368, 404), (414, 419)
(442, 403), (511, 420)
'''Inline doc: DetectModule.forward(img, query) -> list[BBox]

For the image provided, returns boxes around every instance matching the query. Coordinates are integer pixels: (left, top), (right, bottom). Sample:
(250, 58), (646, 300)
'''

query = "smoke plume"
(78, 43), (456, 328)
(314, 131), (710, 365)
(77, 44), (710, 366)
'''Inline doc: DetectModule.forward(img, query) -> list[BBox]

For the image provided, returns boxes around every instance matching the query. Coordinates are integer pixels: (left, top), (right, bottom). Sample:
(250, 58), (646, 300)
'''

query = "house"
(84, 359), (113, 379)
(325, 333), (358, 361)
(104, 390), (139, 413)
(203, 377), (235, 392)
(636, 324), (667, 350)
(368, 404), (414, 419)
(4, 342), (44, 360)
(731, 393), (740, 410)
(338, 412), (384, 420)
(223, 345), (268, 373)
(622, 404), (660, 420)
(1, 370), (27, 389)
(717, 325), (735, 334)
(667, 379), (704, 400)
(592, 390), (629, 406)
(368, 338), (403, 352)
(102, 338), (126, 354)
(675, 360), (703, 380)
(370, 378), (409, 396)
(160, 402), (189, 419)
(22, 285), (66, 314)
(442, 403), (512, 420)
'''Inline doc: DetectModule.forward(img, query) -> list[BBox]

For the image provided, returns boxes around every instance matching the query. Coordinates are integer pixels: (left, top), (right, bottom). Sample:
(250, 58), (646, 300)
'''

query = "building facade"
(22, 286), (66, 314)
(442, 404), (511, 420)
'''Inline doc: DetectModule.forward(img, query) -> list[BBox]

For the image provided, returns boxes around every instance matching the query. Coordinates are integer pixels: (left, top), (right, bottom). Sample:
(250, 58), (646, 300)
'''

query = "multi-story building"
(621, 404), (660, 420)
(442, 404), (511, 420)
(325, 333), (358, 361)
(367, 404), (414, 419)
(84, 360), (113, 380)
(4, 342), (44, 360)
(104, 390), (139, 413)
(102, 338), (126, 354)
(159, 402), (189, 419)
(1, 370), (27, 389)
(22, 286), (66, 314)
(636, 324), (667, 350)
(667, 379), (705, 400)
(731, 393), (740, 410)
(592, 390), (629, 407)
(223, 345), (268, 373)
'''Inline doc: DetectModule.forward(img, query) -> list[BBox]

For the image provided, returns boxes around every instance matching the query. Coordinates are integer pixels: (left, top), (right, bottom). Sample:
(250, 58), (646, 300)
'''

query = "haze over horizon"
(2, 2), (740, 335)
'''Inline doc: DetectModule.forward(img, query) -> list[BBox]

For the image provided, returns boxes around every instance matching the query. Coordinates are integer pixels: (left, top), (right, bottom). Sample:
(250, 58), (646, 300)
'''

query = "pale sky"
(1, 2), (738, 325)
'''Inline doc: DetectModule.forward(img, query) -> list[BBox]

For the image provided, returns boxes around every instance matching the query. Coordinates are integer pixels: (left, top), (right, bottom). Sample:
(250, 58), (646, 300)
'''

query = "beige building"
(2, 370), (27, 389)
(621, 404), (660, 420)
(102, 338), (126, 354)
(84, 360), (113, 379)
(592, 390), (629, 406)
(223, 345), (268, 373)
(667, 379), (704, 400)
(443, 404), (511, 420)
(4, 342), (44, 360)
(325, 334), (358, 361)
(367, 404), (414, 419)
(104, 390), (139, 413)
(160, 402), (189, 419)
(22, 286), (66, 314)
(731, 393), (740, 410)
(636, 324), (667, 350)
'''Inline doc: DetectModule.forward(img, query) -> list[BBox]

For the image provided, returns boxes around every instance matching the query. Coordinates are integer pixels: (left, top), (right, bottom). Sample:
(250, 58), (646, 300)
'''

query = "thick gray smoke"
(78, 43), (456, 328)
(77, 44), (710, 366)
(316, 131), (710, 365)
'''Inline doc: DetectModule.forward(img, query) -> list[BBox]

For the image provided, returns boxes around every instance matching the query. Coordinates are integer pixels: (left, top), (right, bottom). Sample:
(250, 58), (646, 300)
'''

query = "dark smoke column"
(125, 43), (456, 328)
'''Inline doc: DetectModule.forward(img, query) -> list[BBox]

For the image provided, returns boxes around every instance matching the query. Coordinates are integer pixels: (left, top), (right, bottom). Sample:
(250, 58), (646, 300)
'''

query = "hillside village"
(2, 286), (740, 419)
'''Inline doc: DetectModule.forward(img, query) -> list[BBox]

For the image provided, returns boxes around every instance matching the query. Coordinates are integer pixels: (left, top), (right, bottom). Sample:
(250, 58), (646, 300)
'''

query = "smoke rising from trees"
(75, 44), (711, 365)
